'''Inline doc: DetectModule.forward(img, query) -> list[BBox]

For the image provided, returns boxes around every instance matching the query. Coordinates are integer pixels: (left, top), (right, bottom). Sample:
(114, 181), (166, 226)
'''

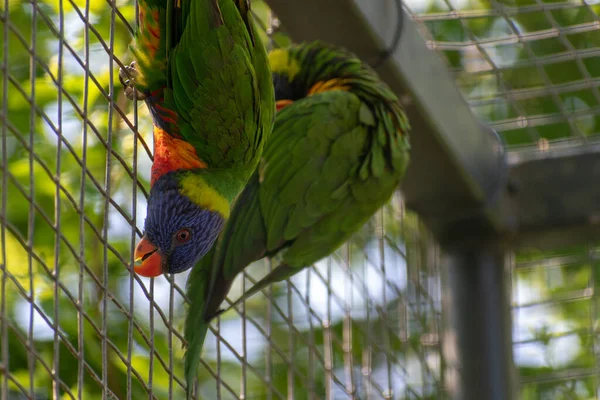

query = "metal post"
(441, 240), (517, 400)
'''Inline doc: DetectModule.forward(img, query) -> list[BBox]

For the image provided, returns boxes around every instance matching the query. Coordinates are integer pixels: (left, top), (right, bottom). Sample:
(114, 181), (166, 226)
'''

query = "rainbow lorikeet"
(120, 0), (274, 277)
(183, 41), (410, 395)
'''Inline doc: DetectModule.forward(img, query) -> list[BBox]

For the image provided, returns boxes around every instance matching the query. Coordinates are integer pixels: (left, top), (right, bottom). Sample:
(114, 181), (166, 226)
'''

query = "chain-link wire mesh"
(1, 1), (444, 399)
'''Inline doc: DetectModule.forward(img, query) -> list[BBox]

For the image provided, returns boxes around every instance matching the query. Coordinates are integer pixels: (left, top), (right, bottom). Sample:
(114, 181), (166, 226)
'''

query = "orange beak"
(276, 99), (294, 112)
(134, 236), (164, 277)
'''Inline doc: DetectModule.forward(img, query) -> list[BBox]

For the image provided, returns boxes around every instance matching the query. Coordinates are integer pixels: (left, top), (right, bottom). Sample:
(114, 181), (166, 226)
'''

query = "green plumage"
(128, 0), (274, 190)
(184, 41), (410, 397)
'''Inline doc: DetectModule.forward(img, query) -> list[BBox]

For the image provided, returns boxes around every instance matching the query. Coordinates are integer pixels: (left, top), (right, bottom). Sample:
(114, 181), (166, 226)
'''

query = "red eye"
(175, 228), (192, 243)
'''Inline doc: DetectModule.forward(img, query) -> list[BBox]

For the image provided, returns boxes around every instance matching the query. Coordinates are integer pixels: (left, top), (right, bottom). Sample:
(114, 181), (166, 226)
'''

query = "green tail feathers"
(183, 172), (266, 399)
(183, 250), (213, 399)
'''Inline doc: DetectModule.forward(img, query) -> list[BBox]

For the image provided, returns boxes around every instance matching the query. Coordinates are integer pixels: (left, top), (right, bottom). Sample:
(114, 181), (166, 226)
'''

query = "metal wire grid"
(407, 0), (600, 149)
(0, 1), (444, 398)
(512, 245), (600, 399)
(198, 199), (444, 400)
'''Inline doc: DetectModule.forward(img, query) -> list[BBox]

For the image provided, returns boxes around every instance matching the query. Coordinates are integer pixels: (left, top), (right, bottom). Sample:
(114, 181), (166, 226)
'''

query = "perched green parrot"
(183, 40), (410, 395)
(120, 0), (274, 277)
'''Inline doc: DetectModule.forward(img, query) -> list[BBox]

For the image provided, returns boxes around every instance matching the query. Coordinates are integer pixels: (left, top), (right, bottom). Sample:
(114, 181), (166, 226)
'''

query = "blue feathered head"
(134, 172), (225, 276)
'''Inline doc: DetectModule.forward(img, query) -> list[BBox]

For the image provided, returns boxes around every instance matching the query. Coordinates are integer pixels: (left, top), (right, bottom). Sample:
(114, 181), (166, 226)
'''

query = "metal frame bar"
(441, 242), (517, 400)
(509, 142), (600, 250)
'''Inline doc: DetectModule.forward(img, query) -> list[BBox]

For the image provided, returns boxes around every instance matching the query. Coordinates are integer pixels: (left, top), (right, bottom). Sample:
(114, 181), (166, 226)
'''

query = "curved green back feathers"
(224, 41), (410, 271)
(130, 0), (274, 187)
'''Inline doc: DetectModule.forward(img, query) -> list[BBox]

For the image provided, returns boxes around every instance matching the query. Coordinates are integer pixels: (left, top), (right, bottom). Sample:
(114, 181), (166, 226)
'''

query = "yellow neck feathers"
(178, 174), (231, 219)
(268, 49), (301, 81)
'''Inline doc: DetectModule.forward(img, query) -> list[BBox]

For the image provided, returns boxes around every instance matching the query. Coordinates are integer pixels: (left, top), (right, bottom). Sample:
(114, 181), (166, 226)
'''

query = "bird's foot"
(119, 61), (146, 101)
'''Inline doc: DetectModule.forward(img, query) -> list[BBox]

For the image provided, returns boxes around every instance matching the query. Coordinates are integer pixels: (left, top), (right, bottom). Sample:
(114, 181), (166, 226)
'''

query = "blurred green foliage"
(420, 0), (600, 147)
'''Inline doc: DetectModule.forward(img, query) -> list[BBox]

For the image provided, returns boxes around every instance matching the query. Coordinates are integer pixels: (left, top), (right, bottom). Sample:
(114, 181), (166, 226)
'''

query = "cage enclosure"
(2, 0), (600, 399)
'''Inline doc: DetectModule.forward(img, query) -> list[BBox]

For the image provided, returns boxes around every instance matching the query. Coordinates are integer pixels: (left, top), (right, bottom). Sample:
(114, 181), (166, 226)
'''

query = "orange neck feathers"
(275, 79), (350, 113)
(308, 79), (350, 95)
(151, 126), (207, 186)
(276, 99), (293, 111)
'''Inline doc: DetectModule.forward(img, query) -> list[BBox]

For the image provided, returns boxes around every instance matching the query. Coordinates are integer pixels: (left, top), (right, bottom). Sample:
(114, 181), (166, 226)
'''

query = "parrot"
(183, 40), (410, 396)
(119, 0), (275, 277)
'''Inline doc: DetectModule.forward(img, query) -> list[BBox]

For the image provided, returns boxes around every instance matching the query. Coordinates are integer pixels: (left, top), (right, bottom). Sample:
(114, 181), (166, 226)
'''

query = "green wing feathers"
(130, 0), (246, 93)
(183, 248), (214, 399)
(167, 0), (273, 173)
(260, 91), (367, 252)
(129, 0), (274, 176)
(223, 90), (409, 309)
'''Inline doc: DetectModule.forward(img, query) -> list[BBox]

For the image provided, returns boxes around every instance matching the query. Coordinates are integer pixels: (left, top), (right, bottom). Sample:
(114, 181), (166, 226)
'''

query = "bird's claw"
(119, 61), (146, 101)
